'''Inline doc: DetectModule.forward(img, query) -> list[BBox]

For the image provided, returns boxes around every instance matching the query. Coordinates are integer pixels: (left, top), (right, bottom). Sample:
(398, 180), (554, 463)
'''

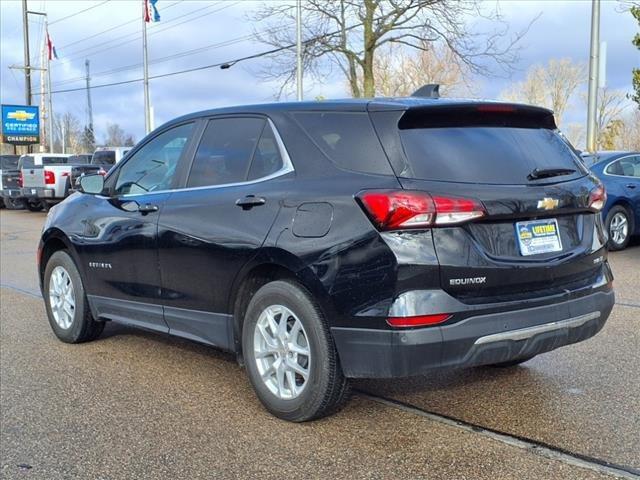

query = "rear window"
(1, 155), (19, 169)
(91, 151), (116, 166)
(68, 154), (91, 164)
(399, 127), (587, 184)
(42, 156), (69, 165)
(293, 112), (393, 175)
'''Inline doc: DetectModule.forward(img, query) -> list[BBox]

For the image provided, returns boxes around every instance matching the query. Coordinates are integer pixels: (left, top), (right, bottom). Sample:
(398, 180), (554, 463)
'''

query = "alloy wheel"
(49, 266), (76, 329)
(609, 212), (628, 245)
(253, 304), (311, 400)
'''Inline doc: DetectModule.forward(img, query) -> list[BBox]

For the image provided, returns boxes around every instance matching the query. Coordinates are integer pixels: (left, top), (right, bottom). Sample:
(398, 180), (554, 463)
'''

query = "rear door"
(158, 116), (292, 348)
(372, 104), (606, 303)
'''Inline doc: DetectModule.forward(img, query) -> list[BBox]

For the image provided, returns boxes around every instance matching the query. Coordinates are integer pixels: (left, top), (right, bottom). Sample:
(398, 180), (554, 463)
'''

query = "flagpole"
(142, 1), (151, 135)
(46, 18), (54, 152)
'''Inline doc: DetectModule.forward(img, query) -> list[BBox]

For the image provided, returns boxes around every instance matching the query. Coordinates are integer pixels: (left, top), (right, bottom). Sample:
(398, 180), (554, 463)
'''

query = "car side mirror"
(79, 174), (105, 195)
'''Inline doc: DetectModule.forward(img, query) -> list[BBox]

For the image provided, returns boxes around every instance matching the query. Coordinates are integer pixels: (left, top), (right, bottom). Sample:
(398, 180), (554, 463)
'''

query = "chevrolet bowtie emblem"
(537, 197), (559, 210)
(7, 110), (35, 122)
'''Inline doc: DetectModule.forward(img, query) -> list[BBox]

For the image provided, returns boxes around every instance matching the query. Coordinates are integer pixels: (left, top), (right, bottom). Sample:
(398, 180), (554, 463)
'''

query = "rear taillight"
(18, 172), (23, 188)
(356, 190), (486, 230)
(44, 170), (55, 185)
(588, 184), (606, 212)
(387, 313), (451, 328)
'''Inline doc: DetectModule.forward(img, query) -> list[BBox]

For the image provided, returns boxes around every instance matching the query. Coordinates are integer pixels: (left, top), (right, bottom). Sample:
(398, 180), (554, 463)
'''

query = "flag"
(46, 29), (58, 61)
(144, 0), (160, 23)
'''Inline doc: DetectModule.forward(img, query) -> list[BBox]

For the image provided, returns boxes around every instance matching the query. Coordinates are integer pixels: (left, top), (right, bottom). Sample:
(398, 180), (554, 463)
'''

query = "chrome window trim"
(118, 117), (294, 198)
(603, 155), (640, 179)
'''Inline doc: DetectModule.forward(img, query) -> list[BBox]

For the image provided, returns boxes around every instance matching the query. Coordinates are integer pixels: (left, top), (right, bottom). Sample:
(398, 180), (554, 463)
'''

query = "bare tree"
(251, 0), (536, 98)
(103, 123), (136, 147)
(373, 41), (475, 97)
(500, 58), (586, 126)
(594, 87), (629, 149)
(54, 112), (83, 154)
(614, 109), (640, 150)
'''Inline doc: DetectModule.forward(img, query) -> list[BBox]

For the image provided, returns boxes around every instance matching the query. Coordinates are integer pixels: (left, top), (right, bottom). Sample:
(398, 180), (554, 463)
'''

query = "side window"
(247, 123), (284, 180)
(293, 112), (393, 175)
(606, 157), (640, 177)
(187, 117), (265, 188)
(114, 123), (193, 195)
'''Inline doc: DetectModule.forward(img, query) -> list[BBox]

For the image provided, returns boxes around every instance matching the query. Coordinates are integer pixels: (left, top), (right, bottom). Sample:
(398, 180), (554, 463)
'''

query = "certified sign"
(1, 104), (40, 145)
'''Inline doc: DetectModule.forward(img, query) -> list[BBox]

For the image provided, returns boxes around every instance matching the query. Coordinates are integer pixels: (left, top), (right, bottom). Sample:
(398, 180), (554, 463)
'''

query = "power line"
(49, 0), (111, 26)
(61, 2), (235, 62)
(56, 0), (183, 50)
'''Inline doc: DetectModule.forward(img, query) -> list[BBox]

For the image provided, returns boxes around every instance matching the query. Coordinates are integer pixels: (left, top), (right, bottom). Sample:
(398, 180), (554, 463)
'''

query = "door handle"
(138, 203), (159, 214)
(236, 195), (266, 210)
(625, 184), (637, 189)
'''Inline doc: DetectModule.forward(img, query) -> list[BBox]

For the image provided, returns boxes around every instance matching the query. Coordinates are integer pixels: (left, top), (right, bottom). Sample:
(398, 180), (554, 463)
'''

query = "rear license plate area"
(516, 218), (563, 256)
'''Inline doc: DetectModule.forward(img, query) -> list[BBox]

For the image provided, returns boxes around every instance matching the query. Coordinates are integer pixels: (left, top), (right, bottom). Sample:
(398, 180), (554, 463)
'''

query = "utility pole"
(142, 4), (151, 134)
(296, 0), (303, 101)
(45, 17), (54, 153)
(586, 0), (600, 153)
(85, 59), (94, 141)
(22, 0), (31, 106)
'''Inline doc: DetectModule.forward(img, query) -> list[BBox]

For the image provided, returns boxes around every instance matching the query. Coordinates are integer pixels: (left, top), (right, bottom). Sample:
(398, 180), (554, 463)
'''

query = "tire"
(3, 198), (24, 210)
(26, 200), (44, 212)
(488, 355), (536, 368)
(43, 250), (105, 343)
(605, 205), (632, 251)
(242, 280), (350, 422)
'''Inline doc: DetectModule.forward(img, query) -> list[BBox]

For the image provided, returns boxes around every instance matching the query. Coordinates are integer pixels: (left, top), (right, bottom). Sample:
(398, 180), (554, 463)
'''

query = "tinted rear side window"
(399, 127), (586, 184)
(1, 156), (19, 169)
(187, 117), (265, 188)
(92, 151), (116, 166)
(294, 112), (393, 175)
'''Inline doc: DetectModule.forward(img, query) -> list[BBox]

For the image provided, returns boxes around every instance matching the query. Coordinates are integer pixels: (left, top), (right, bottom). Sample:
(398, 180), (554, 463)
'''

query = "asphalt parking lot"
(1, 208), (638, 480)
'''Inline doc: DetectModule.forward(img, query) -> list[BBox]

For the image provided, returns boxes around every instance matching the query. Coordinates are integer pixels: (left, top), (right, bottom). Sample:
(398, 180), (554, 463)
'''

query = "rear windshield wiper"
(527, 167), (576, 181)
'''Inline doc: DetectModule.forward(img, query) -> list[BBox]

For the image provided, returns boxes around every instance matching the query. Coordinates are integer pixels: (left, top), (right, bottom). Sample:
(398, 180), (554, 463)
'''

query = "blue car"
(583, 151), (640, 250)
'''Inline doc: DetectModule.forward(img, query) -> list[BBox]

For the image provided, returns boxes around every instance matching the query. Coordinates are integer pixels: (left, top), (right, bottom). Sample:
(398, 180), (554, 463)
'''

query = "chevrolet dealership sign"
(1, 104), (40, 145)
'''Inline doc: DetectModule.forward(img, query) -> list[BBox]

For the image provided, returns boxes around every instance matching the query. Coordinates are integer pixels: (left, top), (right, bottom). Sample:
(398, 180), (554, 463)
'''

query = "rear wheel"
(605, 205), (631, 251)
(3, 198), (24, 210)
(26, 200), (43, 212)
(242, 280), (350, 422)
(44, 250), (105, 343)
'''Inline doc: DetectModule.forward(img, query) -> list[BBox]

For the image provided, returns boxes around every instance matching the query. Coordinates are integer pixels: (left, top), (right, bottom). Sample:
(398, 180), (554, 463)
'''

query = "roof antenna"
(411, 84), (440, 99)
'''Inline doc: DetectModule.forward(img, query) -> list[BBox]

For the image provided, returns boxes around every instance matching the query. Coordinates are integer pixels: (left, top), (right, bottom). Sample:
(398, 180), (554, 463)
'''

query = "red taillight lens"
(588, 184), (606, 212)
(357, 190), (485, 230)
(18, 172), (23, 188)
(387, 314), (451, 328)
(44, 170), (55, 185)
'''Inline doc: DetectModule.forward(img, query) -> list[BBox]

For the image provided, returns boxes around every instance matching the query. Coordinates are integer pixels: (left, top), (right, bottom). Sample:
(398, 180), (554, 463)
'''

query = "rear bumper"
(1, 188), (21, 198)
(332, 288), (615, 378)
(21, 187), (55, 199)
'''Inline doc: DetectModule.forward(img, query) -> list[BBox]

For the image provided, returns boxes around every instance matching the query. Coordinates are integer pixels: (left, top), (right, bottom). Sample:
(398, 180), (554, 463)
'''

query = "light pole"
(296, 0), (303, 101)
(586, 0), (600, 153)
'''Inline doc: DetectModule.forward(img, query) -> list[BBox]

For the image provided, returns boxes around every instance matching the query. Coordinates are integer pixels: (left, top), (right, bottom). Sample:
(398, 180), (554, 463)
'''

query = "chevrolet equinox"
(39, 93), (615, 421)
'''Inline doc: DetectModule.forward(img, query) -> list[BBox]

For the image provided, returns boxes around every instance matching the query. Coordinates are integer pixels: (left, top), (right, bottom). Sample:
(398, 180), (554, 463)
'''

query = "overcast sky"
(1, 0), (638, 145)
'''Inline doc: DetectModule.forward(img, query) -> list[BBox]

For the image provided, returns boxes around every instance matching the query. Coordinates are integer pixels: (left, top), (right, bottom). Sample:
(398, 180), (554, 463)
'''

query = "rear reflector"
(44, 170), (55, 185)
(357, 190), (485, 230)
(588, 184), (606, 212)
(387, 314), (451, 328)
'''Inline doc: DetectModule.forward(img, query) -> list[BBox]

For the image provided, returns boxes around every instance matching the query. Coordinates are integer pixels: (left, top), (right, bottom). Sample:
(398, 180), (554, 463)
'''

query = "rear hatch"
(373, 103), (607, 304)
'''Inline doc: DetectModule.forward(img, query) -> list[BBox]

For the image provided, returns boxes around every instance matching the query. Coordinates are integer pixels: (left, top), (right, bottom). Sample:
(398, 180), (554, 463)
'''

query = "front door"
(79, 122), (196, 333)
(158, 116), (293, 347)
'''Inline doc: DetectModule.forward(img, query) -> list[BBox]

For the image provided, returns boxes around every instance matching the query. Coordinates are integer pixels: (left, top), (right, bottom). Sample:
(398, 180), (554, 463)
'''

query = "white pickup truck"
(19, 153), (101, 210)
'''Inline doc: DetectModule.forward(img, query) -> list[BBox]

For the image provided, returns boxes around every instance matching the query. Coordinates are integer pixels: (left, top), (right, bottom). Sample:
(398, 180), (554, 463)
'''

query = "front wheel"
(44, 250), (105, 343)
(242, 280), (350, 422)
(605, 205), (631, 251)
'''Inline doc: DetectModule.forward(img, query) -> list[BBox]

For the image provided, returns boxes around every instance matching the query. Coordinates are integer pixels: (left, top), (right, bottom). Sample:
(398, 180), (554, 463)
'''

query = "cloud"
(1, 0), (638, 146)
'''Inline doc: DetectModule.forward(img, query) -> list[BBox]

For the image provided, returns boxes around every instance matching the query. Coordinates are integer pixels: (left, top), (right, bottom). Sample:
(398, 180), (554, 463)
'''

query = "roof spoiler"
(411, 84), (440, 99)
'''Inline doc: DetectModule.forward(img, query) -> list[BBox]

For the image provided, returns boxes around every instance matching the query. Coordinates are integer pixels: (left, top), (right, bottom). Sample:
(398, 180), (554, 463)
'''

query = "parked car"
(583, 151), (640, 250)
(19, 153), (102, 210)
(0, 154), (23, 209)
(90, 146), (131, 172)
(39, 95), (614, 422)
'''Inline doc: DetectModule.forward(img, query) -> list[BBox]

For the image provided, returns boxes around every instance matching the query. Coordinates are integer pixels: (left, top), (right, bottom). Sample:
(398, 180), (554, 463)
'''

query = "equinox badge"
(450, 277), (487, 286)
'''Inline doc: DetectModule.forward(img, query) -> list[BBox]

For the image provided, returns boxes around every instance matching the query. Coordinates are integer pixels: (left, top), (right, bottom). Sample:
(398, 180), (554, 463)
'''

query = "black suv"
(39, 95), (615, 421)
